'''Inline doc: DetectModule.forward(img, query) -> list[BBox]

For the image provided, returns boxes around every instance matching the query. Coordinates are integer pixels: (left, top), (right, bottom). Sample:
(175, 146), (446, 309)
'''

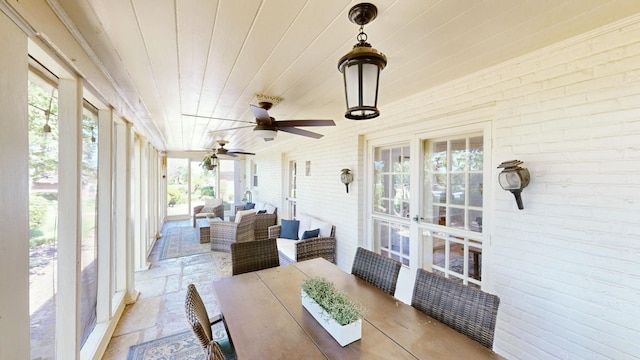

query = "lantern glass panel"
(361, 62), (379, 106)
(345, 63), (360, 107)
(498, 171), (522, 190)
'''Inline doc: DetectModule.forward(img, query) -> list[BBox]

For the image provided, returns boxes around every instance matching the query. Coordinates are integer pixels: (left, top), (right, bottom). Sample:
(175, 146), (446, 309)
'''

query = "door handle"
(412, 215), (423, 223)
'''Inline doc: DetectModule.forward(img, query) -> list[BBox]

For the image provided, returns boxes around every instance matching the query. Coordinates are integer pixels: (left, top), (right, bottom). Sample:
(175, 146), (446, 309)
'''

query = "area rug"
(126, 321), (234, 360)
(159, 226), (210, 260)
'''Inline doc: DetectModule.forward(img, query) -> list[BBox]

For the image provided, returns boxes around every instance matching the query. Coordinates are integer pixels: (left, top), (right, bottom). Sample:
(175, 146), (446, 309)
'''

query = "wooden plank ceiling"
(54, 0), (640, 153)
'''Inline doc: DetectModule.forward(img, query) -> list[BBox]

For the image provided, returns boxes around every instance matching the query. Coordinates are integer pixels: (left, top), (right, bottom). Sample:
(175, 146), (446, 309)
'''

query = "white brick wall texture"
(254, 15), (640, 360)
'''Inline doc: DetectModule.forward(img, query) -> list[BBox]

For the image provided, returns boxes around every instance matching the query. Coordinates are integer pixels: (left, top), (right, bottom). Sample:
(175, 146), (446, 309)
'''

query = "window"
(373, 145), (410, 218)
(372, 144), (411, 265)
(80, 101), (99, 346)
(422, 134), (484, 286)
(28, 67), (59, 359)
(253, 163), (258, 188)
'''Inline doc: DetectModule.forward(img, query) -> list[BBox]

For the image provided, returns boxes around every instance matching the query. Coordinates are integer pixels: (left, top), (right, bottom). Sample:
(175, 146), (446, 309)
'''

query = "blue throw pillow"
(244, 202), (255, 210)
(301, 228), (320, 240)
(280, 219), (300, 240)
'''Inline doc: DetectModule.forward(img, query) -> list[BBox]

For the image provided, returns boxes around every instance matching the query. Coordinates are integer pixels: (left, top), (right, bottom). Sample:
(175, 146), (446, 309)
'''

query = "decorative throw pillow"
(265, 203), (277, 214)
(301, 228), (320, 240)
(244, 202), (255, 210)
(280, 219), (300, 240)
(204, 198), (223, 207)
(235, 209), (255, 223)
(200, 206), (215, 213)
(256, 209), (267, 214)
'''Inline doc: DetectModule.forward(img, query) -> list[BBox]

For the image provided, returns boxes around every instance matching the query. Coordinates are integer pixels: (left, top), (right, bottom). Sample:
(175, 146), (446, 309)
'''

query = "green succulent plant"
(301, 277), (366, 326)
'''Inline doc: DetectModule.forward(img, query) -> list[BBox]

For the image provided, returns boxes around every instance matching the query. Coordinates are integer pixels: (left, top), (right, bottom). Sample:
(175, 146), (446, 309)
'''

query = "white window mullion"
(97, 108), (113, 322)
(56, 77), (83, 359)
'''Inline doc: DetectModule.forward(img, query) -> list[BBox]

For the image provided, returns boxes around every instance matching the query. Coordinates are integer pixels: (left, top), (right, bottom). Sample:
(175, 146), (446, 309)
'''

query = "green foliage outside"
(167, 186), (183, 206)
(29, 194), (49, 235)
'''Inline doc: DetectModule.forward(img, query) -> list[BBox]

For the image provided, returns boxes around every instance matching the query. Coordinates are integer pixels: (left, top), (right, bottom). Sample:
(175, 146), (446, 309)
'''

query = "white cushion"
(276, 238), (298, 261)
(310, 218), (332, 238)
(235, 209), (254, 223)
(296, 214), (312, 239)
(204, 198), (222, 207)
(265, 203), (276, 214)
(255, 201), (265, 211)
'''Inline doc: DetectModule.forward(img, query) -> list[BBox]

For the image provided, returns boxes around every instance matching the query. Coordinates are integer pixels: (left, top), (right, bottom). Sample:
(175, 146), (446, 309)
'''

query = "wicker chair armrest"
(234, 204), (245, 213)
(295, 236), (336, 264)
(268, 225), (281, 239)
(194, 205), (205, 214)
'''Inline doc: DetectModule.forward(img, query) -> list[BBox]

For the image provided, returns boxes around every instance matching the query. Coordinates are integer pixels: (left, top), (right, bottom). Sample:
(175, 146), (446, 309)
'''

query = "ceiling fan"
(192, 102), (336, 141)
(215, 140), (255, 157)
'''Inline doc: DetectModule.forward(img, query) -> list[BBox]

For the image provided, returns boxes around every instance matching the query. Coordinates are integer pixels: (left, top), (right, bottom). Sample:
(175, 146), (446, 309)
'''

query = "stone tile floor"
(101, 220), (230, 359)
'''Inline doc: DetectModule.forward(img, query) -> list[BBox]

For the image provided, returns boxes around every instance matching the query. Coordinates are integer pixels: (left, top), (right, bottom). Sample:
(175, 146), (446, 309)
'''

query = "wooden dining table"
(212, 257), (505, 359)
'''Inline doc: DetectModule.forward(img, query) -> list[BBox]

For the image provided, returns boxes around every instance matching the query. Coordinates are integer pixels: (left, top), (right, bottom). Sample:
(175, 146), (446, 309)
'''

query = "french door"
(370, 122), (490, 287)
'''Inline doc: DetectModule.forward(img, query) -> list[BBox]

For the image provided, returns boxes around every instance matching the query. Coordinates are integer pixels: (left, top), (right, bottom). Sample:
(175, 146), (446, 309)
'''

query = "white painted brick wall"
(256, 15), (640, 360)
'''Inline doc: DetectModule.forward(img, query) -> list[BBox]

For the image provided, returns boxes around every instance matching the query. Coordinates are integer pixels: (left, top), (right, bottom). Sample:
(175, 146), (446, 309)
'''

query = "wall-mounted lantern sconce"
(497, 160), (530, 210)
(338, 2), (387, 120)
(341, 168), (353, 193)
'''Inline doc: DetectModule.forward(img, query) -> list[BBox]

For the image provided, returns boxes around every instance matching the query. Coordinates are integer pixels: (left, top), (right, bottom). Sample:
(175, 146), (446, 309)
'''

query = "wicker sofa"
(268, 214), (336, 265)
(234, 202), (277, 241)
(192, 198), (224, 227)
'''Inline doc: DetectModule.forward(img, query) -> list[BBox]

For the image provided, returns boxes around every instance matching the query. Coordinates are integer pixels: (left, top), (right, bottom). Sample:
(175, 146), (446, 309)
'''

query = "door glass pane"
(375, 219), (410, 266)
(218, 160), (234, 217)
(422, 133), (484, 286)
(167, 158), (189, 216)
(191, 160), (217, 211)
(373, 145), (410, 218)
(29, 73), (58, 359)
(80, 104), (98, 346)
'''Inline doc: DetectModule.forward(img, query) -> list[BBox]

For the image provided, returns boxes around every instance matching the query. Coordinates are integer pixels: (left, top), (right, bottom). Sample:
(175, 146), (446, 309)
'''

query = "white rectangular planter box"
(301, 290), (362, 346)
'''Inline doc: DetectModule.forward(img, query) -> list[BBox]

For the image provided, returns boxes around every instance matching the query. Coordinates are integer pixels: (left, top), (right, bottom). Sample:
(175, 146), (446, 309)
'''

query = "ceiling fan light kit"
(338, 2), (387, 120)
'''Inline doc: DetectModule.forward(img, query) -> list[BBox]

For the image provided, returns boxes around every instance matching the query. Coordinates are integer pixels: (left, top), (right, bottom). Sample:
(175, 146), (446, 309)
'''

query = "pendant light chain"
(357, 25), (368, 43)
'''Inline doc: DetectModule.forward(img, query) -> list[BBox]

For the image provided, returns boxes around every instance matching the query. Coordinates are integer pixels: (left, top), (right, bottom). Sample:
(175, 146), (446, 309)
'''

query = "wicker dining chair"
(351, 247), (402, 295)
(230, 238), (280, 275)
(184, 284), (234, 359)
(411, 268), (500, 349)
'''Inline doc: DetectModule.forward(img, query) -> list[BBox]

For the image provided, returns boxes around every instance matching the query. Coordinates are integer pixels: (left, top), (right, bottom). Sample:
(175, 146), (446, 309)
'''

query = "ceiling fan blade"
(229, 151), (256, 156)
(250, 104), (271, 122)
(278, 126), (324, 139)
(208, 125), (255, 133)
(182, 114), (255, 124)
(274, 119), (335, 127)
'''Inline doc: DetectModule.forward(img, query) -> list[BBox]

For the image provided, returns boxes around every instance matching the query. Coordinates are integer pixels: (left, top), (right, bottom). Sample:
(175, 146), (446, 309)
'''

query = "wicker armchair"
(351, 247), (402, 295)
(411, 268), (500, 349)
(193, 203), (224, 227)
(184, 284), (234, 359)
(231, 238), (280, 275)
(210, 211), (255, 252)
(268, 224), (336, 265)
(234, 204), (277, 240)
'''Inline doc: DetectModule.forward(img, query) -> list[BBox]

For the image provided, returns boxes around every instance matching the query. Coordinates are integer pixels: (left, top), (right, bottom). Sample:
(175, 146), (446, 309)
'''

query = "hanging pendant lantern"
(338, 3), (387, 120)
